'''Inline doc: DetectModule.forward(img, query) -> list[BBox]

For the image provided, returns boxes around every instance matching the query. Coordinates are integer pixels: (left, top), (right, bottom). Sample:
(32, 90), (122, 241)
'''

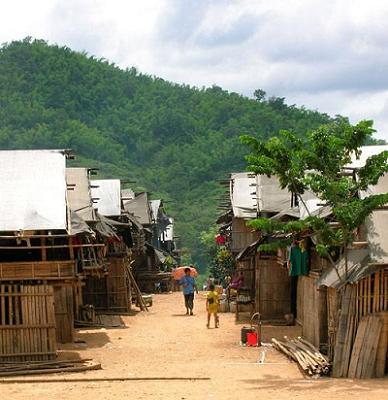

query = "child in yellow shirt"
(206, 284), (219, 328)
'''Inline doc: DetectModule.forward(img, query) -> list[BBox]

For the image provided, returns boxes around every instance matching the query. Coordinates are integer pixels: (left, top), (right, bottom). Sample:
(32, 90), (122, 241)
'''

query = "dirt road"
(1, 292), (388, 399)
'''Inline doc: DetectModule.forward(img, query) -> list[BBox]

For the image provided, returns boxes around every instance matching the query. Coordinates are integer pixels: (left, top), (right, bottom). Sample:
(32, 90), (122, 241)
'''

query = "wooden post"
(40, 231), (47, 261)
(69, 237), (74, 260)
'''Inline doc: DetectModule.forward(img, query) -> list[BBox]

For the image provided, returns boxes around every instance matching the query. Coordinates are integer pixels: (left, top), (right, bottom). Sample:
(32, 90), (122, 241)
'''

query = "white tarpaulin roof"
(257, 175), (292, 213)
(162, 218), (174, 242)
(149, 199), (161, 223)
(230, 173), (293, 219)
(123, 192), (151, 225)
(66, 168), (96, 221)
(348, 145), (388, 169)
(230, 172), (257, 219)
(121, 188), (135, 201)
(91, 179), (121, 217)
(0, 149), (68, 231)
(299, 197), (323, 219)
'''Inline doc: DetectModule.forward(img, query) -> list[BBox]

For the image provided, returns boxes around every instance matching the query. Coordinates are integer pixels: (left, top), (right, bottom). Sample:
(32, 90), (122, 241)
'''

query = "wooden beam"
(0, 244), (105, 250)
(40, 233), (47, 261)
(0, 234), (71, 239)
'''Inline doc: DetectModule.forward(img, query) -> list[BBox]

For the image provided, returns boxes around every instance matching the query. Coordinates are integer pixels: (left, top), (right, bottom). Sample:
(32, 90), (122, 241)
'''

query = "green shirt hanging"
(289, 244), (309, 276)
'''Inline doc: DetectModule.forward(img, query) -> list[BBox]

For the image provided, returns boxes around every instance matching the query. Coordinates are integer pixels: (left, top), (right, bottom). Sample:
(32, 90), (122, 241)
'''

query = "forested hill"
(0, 38), (334, 268)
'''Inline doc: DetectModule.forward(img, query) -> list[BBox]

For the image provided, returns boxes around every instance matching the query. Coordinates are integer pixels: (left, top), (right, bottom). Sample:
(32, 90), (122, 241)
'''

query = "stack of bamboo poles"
(272, 336), (330, 376)
(0, 359), (101, 377)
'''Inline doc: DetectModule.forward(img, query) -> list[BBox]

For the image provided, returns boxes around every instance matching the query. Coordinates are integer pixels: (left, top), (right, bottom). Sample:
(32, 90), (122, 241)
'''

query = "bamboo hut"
(0, 149), (76, 359)
(75, 177), (133, 313)
(122, 192), (176, 293)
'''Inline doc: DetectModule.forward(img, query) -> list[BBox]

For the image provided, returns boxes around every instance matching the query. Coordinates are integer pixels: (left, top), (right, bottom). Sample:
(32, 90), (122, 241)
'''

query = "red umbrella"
(172, 266), (198, 280)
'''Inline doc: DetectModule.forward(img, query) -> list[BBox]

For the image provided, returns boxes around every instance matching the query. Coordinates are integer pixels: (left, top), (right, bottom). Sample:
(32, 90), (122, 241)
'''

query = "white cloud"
(0, 0), (387, 140)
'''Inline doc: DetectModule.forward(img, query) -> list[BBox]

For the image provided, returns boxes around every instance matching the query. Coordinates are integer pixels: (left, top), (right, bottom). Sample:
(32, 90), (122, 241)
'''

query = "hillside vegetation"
(0, 38), (339, 269)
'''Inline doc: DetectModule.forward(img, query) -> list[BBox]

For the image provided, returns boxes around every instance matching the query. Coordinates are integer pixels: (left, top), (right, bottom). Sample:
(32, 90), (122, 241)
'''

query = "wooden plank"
(1, 284), (5, 325)
(385, 273), (388, 310)
(1, 285), (5, 360)
(333, 285), (358, 377)
(29, 286), (37, 361)
(0, 261), (76, 281)
(342, 285), (357, 377)
(348, 316), (368, 378)
(359, 279), (363, 320)
(362, 316), (382, 378)
(33, 286), (39, 360)
(333, 287), (349, 377)
(36, 286), (42, 359)
(7, 285), (12, 362)
(368, 276), (372, 315)
(13, 285), (20, 358)
(375, 312), (388, 378)
(40, 235), (47, 261)
(25, 286), (31, 361)
(46, 285), (56, 358)
(0, 244), (105, 250)
(381, 271), (384, 310)
(0, 351), (56, 358)
(373, 272), (379, 312)
(355, 282), (359, 324)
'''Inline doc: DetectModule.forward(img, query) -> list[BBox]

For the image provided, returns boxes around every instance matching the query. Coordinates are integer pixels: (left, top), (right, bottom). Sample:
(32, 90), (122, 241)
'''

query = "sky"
(1, 0), (388, 141)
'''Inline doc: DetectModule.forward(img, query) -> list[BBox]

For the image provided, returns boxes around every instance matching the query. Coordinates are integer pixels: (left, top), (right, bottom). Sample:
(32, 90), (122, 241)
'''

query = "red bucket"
(246, 331), (258, 347)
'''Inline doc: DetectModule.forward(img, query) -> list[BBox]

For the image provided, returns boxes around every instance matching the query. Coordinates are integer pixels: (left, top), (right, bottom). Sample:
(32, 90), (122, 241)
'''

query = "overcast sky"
(1, 0), (388, 140)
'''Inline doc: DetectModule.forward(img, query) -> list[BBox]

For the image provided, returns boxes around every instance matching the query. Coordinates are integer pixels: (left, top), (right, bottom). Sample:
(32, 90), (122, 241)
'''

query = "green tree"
(210, 248), (235, 286)
(241, 120), (388, 280)
(253, 89), (266, 102)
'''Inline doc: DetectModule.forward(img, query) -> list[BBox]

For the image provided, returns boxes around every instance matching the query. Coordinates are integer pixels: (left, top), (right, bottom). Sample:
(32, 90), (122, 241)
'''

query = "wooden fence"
(0, 284), (56, 361)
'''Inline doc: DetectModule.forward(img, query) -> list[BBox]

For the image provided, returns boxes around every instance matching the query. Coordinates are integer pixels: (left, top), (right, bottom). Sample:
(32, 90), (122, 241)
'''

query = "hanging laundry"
(289, 240), (309, 276)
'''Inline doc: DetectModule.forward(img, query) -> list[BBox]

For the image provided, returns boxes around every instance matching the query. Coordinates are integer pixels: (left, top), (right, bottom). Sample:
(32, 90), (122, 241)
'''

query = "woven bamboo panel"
(0, 261), (76, 281)
(82, 257), (130, 312)
(0, 284), (56, 361)
(356, 269), (388, 322)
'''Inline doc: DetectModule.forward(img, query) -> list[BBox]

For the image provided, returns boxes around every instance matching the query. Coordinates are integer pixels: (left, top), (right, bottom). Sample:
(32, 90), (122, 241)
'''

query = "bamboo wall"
(231, 217), (260, 253)
(356, 269), (388, 322)
(298, 275), (328, 349)
(255, 257), (290, 320)
(106, 257), (130, 311)
(53, 284), (74, 344)
(0, 284), (56, 361)
(0, 260), (76, 281)
(83, 257), (130, 312)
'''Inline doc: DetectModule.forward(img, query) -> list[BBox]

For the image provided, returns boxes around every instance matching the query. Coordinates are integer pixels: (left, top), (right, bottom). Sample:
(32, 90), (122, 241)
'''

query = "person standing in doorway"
(179, 267), (198, 315)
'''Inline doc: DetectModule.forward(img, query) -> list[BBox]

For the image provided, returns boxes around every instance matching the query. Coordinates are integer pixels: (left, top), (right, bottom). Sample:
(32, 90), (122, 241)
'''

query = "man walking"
(179, 267), (198, 315)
